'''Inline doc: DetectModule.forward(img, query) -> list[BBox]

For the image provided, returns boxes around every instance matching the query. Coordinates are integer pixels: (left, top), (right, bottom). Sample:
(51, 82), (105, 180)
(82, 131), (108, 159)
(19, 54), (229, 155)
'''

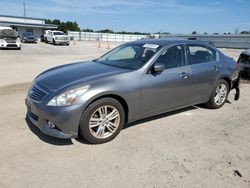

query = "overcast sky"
(0, 0), (249, 34)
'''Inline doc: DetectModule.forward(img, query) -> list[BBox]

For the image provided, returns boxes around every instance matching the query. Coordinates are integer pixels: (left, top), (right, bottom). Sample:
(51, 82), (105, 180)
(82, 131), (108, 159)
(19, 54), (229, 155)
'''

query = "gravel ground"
(0, 42), (249, 188)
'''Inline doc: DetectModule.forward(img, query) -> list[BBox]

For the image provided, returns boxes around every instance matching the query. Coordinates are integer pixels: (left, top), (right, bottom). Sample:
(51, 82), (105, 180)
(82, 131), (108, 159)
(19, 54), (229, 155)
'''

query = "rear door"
(184, 44), (221, 103)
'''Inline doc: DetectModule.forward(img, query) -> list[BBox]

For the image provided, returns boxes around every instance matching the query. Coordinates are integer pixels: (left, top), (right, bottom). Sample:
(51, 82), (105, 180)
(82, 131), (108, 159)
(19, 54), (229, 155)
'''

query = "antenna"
(23, 1), (26, 17)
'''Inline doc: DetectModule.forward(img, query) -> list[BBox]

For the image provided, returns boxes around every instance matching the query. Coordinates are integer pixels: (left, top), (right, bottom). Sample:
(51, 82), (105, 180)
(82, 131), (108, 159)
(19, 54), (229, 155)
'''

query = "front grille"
(29, 85), (47, 102)
(5, 39), (16, 43)
(7, 44), (17, 47)
(60, 37), (68, 40)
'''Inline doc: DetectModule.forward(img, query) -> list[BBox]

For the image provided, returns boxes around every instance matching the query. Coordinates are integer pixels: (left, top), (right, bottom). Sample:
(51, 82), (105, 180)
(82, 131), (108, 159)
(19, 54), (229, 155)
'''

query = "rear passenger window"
(187, 45), (217, 65)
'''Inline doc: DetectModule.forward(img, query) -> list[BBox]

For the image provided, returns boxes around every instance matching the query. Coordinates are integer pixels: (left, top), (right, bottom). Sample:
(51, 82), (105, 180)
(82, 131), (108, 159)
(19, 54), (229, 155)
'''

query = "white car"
(44, 30), (70, 45)
(0, 26), (21, 49)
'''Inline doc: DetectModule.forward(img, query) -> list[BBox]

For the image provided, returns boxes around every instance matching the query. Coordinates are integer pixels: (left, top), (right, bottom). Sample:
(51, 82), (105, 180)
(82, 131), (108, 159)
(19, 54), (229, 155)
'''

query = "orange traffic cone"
(107, 41), (110, 49)
(98, 41), (101, 48)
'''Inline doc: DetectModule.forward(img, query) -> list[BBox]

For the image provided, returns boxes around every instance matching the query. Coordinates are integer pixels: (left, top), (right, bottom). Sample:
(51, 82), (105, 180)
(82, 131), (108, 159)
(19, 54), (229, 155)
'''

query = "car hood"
(36, 61), (130, 91)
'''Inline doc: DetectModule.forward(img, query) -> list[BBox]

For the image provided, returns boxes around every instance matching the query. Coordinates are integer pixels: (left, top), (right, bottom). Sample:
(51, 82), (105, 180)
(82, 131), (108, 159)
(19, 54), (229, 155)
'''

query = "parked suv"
(44, 30), (70, 45)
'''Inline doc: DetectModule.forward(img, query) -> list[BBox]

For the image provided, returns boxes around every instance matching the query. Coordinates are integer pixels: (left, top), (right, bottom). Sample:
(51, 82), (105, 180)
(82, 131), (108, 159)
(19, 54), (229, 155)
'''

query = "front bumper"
(25, 98), (83, 139)
(54, 39), (70, 44)
(0, 43), (21, 49)
(23, 39), (37, 43)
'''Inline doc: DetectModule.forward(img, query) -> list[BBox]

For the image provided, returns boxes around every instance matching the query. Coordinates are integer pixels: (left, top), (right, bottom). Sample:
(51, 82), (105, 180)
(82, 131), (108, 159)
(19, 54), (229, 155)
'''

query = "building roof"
(0, 14), (44, 21)
(0, 21), (58, 29)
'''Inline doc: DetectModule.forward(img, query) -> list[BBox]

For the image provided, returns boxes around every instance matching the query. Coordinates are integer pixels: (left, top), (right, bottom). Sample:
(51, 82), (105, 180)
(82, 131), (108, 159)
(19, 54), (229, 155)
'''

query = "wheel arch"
(83, 94), (129, 124)
(219, 76), (232, 89)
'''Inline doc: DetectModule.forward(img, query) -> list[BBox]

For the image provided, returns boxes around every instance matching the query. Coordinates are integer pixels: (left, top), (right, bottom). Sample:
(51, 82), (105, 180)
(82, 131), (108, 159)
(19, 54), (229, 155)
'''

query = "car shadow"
(124, 106), (199, 130)
(25, 117), (73, 146)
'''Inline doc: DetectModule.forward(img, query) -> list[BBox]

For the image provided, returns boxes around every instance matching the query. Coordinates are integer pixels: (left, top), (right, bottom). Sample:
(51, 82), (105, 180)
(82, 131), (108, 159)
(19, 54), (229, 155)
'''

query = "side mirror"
(152, 63), (165, 73)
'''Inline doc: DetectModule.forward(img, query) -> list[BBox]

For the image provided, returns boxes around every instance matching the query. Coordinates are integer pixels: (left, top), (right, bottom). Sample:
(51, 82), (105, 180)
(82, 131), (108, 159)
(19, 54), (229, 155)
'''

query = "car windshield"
(0, 29), (18, 38)
(96, 43), (161, 69)
(53, 32), (64, 35)
(23, 32), (33, 36)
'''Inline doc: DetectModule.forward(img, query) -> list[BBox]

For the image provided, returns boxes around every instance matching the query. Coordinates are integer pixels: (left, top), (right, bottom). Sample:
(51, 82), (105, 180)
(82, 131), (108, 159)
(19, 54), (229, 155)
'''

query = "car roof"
(129, 38), (211, 47)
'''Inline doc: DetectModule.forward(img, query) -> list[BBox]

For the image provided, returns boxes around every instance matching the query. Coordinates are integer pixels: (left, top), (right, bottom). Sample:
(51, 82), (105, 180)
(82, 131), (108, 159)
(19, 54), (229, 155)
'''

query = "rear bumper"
(25, 98), (83, 139)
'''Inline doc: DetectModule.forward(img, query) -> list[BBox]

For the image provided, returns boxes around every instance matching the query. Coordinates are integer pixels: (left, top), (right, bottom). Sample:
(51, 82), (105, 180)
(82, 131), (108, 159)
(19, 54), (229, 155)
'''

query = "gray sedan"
(25, 39), (240, 144)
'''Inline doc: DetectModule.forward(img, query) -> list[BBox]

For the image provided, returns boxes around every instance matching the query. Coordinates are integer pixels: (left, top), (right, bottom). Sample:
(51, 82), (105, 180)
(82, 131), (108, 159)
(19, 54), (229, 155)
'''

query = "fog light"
(48, 121), (56, 129)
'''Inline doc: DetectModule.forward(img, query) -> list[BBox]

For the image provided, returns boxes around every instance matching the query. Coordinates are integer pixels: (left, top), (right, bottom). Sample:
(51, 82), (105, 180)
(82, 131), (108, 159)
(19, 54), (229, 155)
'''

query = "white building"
(0, 15), (57, 39)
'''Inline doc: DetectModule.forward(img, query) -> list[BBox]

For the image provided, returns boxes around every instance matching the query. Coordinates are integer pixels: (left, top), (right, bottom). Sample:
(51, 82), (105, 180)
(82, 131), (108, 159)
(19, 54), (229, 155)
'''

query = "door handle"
(212, 65), (219, 71)
(180, 72), (189, 79)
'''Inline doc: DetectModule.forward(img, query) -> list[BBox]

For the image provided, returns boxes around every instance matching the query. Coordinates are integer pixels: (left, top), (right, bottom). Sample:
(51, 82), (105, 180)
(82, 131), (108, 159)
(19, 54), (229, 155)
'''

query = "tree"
(192, 31), (197, 35)
(82, 28), (94, 32)
(204, 32), (207, 35)
(240, 31), (250, 34)
(45, 19), (80, 33)
(96, 29), (114, 33)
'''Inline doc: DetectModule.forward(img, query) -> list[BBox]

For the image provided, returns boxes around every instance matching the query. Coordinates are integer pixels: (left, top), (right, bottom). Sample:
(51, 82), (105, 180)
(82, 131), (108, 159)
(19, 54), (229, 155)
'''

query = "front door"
(141, 44), (193, 117)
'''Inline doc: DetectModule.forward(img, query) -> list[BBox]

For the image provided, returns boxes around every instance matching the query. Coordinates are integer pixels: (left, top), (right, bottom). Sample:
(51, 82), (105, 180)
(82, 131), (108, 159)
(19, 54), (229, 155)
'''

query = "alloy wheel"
(88, 105), (120, 139)
(214, 83), (228, 105)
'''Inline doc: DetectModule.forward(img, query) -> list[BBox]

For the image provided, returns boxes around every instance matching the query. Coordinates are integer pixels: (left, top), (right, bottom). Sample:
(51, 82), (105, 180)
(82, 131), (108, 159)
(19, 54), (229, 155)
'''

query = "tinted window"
(53, 32), (64, 35)
(155, 45), (185, 69)
(187, 45), (217, 65)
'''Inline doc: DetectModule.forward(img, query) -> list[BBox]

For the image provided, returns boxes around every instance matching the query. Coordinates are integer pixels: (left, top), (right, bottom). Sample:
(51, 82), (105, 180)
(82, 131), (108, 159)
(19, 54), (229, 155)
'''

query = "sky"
(0, 0), (249, 34)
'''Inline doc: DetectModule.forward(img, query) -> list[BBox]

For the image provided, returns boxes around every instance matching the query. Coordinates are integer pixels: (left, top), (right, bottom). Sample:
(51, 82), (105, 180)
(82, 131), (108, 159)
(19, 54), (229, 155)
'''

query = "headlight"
(16, 38), (21, 43)
(0, 39), (6, 43)
(47, 86), (89, 106)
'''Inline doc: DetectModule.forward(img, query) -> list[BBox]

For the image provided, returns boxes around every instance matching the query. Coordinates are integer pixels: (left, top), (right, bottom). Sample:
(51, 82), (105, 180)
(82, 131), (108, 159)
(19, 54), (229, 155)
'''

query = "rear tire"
(205, 79), (229, 109)
(79, 98), (125, 144)
(53, 39), (56, 45)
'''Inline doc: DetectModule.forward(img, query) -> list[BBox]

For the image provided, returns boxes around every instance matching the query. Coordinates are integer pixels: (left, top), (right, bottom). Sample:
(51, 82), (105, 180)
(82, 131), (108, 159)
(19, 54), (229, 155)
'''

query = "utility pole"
(23, 1), (26, 17)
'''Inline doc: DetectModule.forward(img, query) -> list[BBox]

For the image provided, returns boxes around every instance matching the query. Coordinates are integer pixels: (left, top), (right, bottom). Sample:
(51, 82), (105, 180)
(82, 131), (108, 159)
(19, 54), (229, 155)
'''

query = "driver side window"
(155, 45), (185, 69)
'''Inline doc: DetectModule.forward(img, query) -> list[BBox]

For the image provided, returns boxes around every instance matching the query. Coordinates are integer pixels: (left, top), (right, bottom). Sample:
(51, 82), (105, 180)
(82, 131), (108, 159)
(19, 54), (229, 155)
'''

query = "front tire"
(206, 79), (229, 109)
(79, 98), (125, 144)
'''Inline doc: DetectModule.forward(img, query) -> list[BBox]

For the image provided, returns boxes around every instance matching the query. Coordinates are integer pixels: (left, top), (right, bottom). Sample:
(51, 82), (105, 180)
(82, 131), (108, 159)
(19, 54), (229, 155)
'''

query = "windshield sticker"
(143, 44), (159, 49)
